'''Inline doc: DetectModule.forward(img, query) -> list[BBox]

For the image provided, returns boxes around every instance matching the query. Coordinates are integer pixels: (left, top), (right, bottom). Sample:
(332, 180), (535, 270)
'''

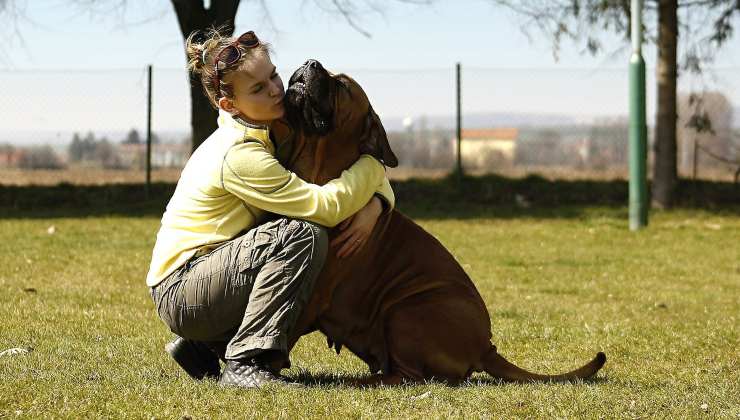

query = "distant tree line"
(0, 128), (175, 170)
(388, 125), (455, 170)
(68, 132), (122, 168)
(22, 145), (65, 170)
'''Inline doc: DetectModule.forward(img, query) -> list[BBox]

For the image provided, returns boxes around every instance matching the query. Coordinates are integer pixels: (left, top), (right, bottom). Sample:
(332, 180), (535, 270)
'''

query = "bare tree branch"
(0, 0), (32, 66)
(696, 141), (740, 167)
(305, 0), (433, 38)
(493, 0), (739, 67)
(493, 0), (634, 61)
(329, 0), (371, 38)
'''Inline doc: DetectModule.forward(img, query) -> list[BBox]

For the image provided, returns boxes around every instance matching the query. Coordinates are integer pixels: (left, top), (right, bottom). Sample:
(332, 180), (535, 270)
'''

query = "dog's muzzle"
(284, 60), (335, 136)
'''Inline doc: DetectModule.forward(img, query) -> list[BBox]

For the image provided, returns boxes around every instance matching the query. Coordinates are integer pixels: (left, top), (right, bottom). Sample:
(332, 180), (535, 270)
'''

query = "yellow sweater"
(146, 110), (394, 287)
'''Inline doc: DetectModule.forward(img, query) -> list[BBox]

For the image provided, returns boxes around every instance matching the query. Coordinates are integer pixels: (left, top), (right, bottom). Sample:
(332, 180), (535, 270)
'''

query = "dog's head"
(283, 59), (398, 184)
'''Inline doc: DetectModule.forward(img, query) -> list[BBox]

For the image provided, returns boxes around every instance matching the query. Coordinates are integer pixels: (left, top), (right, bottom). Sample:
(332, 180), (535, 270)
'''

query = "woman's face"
(220, 51), (285, 123)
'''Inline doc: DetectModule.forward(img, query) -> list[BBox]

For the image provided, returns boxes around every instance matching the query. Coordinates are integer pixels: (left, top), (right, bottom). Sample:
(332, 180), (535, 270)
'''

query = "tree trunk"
(652, 0), (679, 209)
(171, 0), (241, 152)
(189, 72), (218, 153)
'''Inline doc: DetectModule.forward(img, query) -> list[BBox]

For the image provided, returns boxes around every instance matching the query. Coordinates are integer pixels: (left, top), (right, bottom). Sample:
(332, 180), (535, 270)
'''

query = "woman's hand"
(331, 196), (384, 258)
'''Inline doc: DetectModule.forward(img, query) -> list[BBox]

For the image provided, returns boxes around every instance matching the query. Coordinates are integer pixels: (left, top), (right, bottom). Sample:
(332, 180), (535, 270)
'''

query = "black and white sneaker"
(164, 337), (221, 380)
(218, 359), (298, 389)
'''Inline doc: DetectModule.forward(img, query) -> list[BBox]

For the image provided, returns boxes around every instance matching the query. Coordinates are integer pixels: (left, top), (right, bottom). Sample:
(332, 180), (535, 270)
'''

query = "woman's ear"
(218, 97), (236, 114)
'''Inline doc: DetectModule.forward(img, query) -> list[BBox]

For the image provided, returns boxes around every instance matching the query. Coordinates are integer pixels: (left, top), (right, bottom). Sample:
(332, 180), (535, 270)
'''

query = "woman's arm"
(332, 173), (395, 258)
(220, 141), (386, 228)
(330, 195), (384, 258)
(373, 176), (395, 213)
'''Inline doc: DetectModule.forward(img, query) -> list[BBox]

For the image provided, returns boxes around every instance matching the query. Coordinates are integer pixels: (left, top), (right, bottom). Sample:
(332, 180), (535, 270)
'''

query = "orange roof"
(462, 128), (518, 141)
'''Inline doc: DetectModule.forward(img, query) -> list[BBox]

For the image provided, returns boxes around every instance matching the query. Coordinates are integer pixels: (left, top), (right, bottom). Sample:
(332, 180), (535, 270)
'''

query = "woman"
(147, 29), (394, 389)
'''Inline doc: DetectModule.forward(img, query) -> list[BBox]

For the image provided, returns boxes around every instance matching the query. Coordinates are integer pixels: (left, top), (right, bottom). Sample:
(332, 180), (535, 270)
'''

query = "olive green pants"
(150, 218), (328, 361)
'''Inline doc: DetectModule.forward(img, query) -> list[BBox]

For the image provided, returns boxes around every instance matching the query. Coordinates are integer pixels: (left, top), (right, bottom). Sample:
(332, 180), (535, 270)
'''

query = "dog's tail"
(482, 345), (606, 383)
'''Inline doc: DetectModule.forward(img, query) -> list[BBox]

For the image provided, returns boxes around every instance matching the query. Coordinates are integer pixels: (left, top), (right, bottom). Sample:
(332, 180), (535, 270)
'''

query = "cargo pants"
(150, 217), (328, 361)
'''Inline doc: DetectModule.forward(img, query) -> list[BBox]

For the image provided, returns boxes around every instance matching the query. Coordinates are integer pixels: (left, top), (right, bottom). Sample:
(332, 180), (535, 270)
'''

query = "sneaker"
(164, 337), (221, 380)
(218, 359), (298, 389)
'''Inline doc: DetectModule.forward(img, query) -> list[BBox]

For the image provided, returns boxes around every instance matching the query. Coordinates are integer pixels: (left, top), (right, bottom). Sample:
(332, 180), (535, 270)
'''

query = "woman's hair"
(185, 27), (273, 109)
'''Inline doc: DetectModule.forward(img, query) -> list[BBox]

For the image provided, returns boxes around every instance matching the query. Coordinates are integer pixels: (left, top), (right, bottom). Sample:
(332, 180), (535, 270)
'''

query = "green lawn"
(1, 202), (738, 418)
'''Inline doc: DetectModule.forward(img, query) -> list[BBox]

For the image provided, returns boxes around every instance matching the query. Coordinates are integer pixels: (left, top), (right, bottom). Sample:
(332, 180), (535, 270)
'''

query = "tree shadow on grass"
(1, 174), (737, 220)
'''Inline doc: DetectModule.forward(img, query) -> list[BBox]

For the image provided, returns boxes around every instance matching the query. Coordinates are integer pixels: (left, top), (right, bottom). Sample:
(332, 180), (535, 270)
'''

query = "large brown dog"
(276, 60), (606, 385)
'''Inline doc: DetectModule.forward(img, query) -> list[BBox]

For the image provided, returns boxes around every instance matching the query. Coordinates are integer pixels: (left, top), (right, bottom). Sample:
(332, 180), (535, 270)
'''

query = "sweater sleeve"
(374, 175), (395, 214)
(221, 142), (386, 227)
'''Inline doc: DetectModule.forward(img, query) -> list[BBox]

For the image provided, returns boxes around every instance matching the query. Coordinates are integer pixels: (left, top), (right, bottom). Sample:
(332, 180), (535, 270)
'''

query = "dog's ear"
(360, 107), (398, 168)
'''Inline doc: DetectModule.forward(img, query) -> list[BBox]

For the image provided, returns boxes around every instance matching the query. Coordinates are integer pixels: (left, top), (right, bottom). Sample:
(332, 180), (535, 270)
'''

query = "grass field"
(1, 181), (738, 418)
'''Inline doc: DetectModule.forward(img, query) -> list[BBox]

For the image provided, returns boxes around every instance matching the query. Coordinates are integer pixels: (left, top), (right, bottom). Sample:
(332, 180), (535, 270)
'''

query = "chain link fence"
(1, 65), (738, 185)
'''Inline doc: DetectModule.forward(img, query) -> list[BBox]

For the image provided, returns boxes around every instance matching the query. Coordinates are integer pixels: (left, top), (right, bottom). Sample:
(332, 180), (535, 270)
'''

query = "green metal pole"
(629, 0), (648, 230)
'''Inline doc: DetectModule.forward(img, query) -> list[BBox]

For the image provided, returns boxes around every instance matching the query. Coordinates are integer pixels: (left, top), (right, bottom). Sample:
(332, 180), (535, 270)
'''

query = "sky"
(2, 0), (740, 143)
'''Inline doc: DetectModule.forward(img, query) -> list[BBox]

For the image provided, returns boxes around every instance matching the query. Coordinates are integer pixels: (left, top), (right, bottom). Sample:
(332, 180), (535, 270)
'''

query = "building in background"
(118, 143), (190, 169)
(456, 128), (518, 169)
(0, 145), (22, 168)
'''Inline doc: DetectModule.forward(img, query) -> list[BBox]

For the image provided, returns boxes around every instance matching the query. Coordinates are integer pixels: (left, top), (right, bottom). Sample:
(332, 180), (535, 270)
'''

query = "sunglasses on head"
(213, 31), (260, 100)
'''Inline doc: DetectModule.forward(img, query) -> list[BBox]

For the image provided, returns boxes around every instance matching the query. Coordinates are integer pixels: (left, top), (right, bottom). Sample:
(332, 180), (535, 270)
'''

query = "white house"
(455, 128), (518, 168)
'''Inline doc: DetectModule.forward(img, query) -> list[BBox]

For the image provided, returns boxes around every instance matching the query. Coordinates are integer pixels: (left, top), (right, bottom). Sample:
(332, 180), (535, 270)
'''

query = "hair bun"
(185, 31), (209, 74)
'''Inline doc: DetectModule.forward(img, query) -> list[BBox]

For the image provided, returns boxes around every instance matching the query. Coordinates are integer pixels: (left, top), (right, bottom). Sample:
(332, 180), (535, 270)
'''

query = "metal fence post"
(456, 62), (463, 178)
(146, 64), (152, 198)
